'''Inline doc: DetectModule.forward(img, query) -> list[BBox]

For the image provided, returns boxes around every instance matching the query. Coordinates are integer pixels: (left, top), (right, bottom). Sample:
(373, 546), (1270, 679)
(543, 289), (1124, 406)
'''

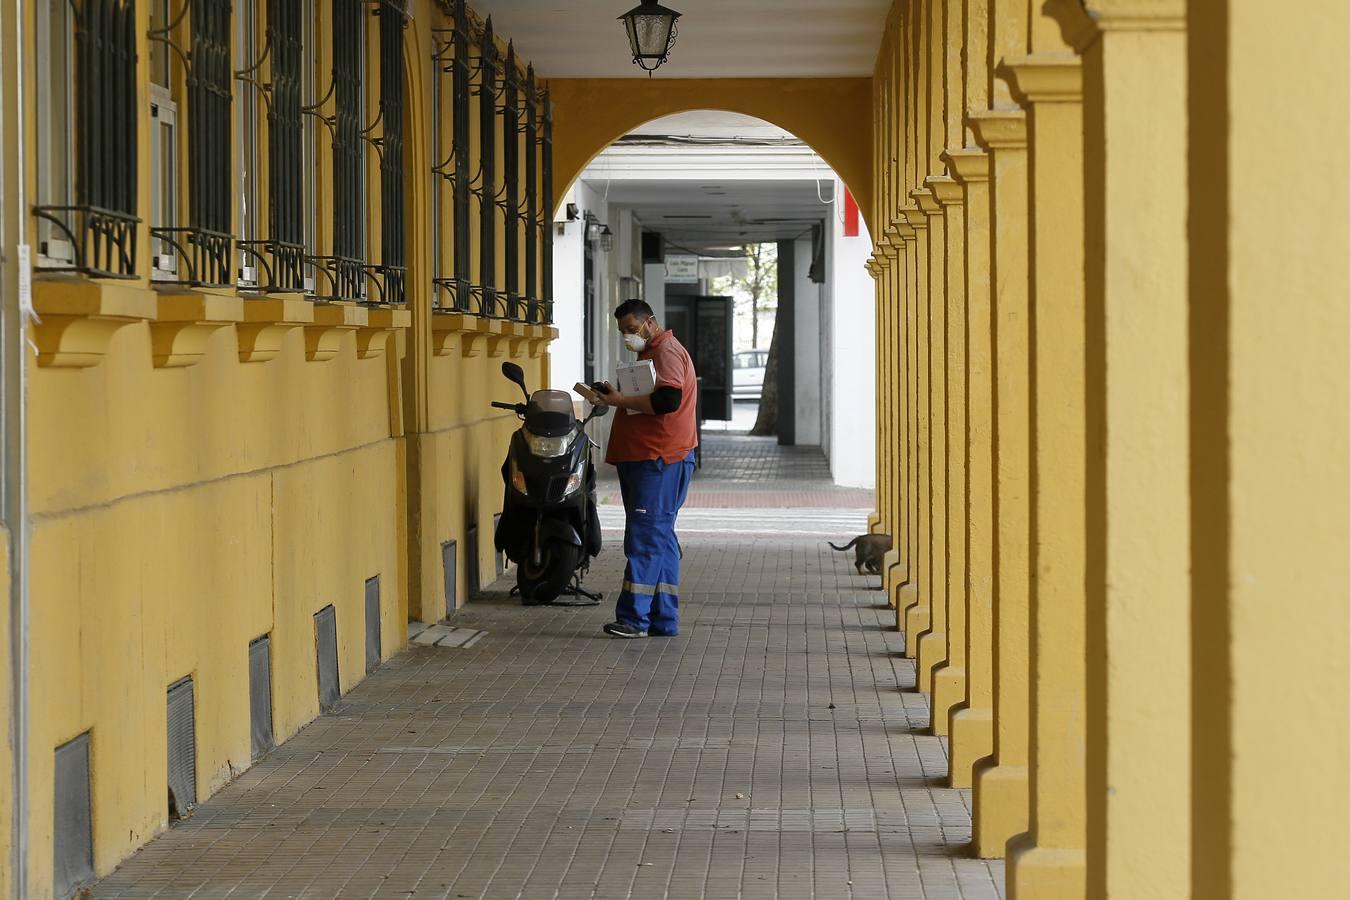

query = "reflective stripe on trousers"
(614, 451), (695, 635)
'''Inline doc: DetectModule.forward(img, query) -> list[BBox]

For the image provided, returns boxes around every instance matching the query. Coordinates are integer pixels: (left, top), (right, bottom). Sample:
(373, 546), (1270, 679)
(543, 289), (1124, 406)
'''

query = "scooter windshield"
(524, 389), (575, 437)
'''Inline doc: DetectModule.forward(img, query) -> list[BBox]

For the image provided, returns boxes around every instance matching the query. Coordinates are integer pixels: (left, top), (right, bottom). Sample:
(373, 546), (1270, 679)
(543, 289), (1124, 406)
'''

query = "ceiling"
(467, 0), (893, 79)
(590, 178), (836, 251)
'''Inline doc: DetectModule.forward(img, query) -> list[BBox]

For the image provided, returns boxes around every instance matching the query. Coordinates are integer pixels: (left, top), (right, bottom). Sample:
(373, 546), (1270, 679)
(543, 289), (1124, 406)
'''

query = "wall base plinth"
(948, 706), (992, 788)
(915, 630), (945, 698)
(903, 588), (929, 658)
(972, 759), (1029, 858)
(1006, 837), (1086, 900)
(896, 582), (920, 650)
(930, 664), (964, 737)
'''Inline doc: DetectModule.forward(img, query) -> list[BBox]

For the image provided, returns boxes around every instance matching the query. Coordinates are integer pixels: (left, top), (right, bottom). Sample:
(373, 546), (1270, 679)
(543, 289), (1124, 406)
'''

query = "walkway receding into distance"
(90, 437), (1002, 899)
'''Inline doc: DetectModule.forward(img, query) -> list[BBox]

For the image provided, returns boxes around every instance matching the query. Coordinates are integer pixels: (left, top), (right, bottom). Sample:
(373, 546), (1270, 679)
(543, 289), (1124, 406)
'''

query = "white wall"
(550, 183), (586, 393)
(793, 235), (823, 446)
(643, 263), (667, 323)
(824, 177), (876, 489)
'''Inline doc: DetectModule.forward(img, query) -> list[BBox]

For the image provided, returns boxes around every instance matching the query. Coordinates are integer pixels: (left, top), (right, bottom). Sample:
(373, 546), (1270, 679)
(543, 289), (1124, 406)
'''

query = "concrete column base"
(972, 759), (1029, 858)
(902, 585), (929, 658)
(1006, 837), (1086, 900)
(915, 630), (945, 698)
(930, 664), (964, 737)
(948, 705), (992, 788)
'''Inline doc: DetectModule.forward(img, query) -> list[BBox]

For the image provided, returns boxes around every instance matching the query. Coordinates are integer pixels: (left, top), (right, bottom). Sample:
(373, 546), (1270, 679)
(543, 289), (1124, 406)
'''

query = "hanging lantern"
(618, 0), (681, 75)
(599, 226), (615, 253)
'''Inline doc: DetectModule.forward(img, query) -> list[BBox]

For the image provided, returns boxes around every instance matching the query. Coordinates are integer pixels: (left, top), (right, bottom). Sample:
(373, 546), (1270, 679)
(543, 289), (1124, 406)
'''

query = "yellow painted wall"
(4, 0), (553, 895)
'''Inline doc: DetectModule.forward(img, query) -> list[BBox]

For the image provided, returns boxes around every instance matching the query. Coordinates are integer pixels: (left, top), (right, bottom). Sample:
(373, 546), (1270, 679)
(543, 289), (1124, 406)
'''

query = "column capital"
(926, 175), (963, 208)
(967, 108), (1028, 151)
(864, 259), (882, 278)
(911, 188), (941, 216)
(880, 241), (900, 261)
(901, 205), (929, 231)
(883, 225), (906, 249)
(998, 54), (1083, 106)
(895, 221), (917, 241)
(942, 148), (991, 185)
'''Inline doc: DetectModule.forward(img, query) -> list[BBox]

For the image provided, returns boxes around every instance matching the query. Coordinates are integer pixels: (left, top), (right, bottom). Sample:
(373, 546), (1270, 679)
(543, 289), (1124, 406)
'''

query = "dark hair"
(614, 299), (654, 321)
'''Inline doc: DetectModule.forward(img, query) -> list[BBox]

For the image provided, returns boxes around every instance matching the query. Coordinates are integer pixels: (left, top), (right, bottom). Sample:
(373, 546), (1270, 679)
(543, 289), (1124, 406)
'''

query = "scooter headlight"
(510, 458), (528, 496)
(523, 427), (576, 458)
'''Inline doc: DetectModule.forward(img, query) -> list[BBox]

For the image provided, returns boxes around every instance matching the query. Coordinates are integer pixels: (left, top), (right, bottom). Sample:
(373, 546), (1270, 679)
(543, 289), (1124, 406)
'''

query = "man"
(592, 299), (698, 638)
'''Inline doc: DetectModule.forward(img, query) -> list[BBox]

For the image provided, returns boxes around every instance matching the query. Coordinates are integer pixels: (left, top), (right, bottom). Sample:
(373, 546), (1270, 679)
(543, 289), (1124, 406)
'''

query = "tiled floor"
(90, 441), (1003, 900)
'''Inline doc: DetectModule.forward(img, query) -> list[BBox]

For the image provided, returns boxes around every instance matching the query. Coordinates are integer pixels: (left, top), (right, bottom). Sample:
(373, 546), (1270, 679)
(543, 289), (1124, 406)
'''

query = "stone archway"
(547, 77), (874, 234)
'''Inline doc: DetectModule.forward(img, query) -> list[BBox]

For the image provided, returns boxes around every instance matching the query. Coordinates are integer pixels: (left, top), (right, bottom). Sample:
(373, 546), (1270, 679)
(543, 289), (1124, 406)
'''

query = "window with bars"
(376, 0), (408, 306)
(323, 0), (368, 301)
(430, 0), (473, 312)
(149, 0), (234, 287)
(475, 19), (498, 317)
(501, 43), (520, 320)
(524, 65), (539, 324)
(541, 88), (555, 324)
(236, 0), (306, 292)
(235, 0), (262, 288)
(33, 0), (139, 278)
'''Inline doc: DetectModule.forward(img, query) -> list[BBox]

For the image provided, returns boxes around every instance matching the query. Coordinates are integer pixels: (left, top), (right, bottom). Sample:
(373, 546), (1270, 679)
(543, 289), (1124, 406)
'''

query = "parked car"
(732, 348), (769, 400)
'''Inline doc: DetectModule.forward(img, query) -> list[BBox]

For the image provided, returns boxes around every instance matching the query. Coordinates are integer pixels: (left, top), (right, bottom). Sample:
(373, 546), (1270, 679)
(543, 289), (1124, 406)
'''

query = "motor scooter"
(491, 361), (607, 605)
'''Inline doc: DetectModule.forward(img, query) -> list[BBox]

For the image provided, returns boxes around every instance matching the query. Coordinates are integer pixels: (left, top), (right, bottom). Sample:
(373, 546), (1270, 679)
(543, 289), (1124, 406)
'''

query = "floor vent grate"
(466, 525), (480, 598)
(441, 539), (458, 616)
(365, 576), (382, 673)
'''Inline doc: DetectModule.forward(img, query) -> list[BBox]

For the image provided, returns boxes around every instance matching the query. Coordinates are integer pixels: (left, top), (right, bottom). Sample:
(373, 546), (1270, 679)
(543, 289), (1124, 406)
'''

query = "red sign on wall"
(843, 188), (860, 237)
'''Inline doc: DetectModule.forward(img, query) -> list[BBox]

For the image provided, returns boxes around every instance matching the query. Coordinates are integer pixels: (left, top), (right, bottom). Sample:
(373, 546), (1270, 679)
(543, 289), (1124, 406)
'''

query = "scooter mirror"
(501, 361), (528, 399)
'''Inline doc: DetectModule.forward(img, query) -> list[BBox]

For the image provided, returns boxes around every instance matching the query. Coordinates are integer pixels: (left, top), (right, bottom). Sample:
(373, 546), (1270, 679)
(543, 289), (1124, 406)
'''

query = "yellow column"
(968, 108), (1030, 859)
(1002, 51), (1087, 897)
(913, 185), (947, 697)
(872, 248), (891, 549)
(928, 174), (966, 735)
(900, 204), (930, 656)
(1042, 0), (1192, 894)
(884, 235), (907, 591)
(942, 147), (993, 787)
(1189, 1), (1350, 896)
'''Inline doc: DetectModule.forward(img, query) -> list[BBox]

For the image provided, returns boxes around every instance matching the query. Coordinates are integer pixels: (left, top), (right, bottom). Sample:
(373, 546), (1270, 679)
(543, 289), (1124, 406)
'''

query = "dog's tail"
(828, 536), (862, 552)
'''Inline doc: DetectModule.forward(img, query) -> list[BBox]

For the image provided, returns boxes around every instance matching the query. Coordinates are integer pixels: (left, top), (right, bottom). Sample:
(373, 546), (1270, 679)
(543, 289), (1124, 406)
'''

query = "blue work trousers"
(615, 451), (695, 636)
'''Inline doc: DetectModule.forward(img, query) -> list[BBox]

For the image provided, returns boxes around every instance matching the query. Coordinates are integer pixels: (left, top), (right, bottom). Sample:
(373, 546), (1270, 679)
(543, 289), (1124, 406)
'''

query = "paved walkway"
(91, 441), (1003, 899)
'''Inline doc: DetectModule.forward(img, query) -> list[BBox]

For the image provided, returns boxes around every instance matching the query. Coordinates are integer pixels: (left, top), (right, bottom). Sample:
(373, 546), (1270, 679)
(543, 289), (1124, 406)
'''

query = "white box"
(616, 360), (656, 415)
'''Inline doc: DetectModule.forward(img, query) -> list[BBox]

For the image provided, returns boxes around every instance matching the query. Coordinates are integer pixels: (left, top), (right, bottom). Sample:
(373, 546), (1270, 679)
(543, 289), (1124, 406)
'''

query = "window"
(523, 65), (538, 323)
(541, 89), (554, 324)
(238, 0), (306, 292)
(149, 0), (178, 279)
(502, 44), (519, 319)
(33, 0), (139, 278)
(302, 0), (317, 293)
(35, 0), (75, 266)
(430, 0), (472, 311)
(327, 0), (367, 300)
(149, 0), (234, 286)
(235, 0), (261, 288)
(475, 19), (497, 316)
(376, 0), (408, 305)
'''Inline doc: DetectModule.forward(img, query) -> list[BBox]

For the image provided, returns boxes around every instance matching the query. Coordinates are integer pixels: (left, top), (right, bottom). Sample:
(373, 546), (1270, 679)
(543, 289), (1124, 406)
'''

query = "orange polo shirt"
(605, 329), (699, 465)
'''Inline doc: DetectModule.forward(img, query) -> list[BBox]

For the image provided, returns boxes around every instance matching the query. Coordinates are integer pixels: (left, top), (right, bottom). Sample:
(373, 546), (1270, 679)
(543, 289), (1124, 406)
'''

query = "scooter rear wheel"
(517, 541), (582, 605)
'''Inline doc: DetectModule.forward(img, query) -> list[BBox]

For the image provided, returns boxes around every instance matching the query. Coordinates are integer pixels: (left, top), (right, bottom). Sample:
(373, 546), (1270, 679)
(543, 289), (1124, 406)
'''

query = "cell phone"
(592, 381), (613, 395)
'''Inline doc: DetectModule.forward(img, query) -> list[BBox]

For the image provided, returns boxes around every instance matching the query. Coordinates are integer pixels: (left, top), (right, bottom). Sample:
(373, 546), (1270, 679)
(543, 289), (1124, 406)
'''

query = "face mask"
(623, 320), (651, 353)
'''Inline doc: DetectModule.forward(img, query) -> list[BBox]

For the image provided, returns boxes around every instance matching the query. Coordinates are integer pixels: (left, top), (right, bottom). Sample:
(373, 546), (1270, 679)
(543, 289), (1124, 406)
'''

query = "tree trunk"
(750, 314), (780, 436)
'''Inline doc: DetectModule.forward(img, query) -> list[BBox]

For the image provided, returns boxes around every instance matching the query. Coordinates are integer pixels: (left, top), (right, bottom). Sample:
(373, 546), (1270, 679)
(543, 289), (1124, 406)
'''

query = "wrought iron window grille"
(146, 0), (235, 288)
(540, 88), (555, 325)
(32, 0), (140, 279)
(234, 0), (308, 293)
(472, 17), (500, 319)
(430, 17), (471, 313)
(373, 0), (410, 306)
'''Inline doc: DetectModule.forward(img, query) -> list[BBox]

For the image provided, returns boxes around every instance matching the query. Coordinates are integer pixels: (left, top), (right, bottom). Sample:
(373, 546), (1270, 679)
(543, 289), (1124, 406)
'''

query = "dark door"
(664, 295), (733, 421)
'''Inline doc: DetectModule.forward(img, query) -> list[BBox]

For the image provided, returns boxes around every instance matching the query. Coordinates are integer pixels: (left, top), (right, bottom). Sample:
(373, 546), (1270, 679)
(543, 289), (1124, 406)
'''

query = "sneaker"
(603, 621), (648, 639)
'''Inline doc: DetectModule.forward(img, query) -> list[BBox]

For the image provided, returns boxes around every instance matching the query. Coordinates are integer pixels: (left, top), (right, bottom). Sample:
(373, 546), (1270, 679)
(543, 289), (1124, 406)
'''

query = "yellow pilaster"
(900, 204), (930, 656)
(913, 185), (948, 698)
(928, 175), (966, 736)
(942, 147), (993, 788)
(968, 108), (1030, 859)
(1002, 51), (1087, 899)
